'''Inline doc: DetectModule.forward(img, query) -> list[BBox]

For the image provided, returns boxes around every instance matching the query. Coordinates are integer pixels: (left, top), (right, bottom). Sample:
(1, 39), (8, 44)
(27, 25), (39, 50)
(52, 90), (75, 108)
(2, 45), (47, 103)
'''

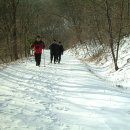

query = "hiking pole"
(43, 50), (46, 67)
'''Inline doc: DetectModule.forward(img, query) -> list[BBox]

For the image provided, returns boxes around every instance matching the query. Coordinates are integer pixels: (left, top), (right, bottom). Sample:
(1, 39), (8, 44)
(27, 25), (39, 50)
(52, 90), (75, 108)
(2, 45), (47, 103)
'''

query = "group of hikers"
(31, 36), (64, 66)
(49, 39), (64, 64)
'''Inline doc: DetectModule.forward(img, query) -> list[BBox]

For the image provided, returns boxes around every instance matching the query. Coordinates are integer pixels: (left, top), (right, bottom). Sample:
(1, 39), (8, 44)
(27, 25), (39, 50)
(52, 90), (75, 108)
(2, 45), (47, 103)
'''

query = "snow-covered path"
(0, 50), (130, 130)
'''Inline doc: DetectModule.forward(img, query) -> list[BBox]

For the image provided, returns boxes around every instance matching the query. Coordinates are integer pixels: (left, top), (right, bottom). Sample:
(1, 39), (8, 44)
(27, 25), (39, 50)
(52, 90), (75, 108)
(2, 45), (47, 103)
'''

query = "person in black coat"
(57, 41), (64, 64)
(49, 39), (59, 64)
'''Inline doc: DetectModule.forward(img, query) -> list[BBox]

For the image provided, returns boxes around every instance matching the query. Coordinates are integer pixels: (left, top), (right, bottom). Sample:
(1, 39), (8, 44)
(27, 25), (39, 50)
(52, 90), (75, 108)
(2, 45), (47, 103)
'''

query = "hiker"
(31, 36), (45, 66)
(57, 41), (64, 63)
(49, 39), (59, 64)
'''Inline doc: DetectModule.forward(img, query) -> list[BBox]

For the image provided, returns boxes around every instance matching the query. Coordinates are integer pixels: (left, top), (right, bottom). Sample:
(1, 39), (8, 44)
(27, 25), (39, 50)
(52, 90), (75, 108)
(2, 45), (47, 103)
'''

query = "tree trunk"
(116, 0), (124, 63)
(12, 0), (18, 60)
(105, 0), (119, 71)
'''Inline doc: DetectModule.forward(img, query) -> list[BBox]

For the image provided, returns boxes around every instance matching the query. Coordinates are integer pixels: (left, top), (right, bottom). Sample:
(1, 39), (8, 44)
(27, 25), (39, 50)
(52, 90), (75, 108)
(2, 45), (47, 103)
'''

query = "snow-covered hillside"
(0, 50), (130, 130)
(71, 37), (130, 89)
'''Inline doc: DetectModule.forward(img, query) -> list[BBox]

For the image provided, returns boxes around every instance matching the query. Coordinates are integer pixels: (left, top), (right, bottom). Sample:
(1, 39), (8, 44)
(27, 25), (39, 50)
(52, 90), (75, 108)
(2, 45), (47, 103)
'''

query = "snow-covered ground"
(0, 50), (130, 130)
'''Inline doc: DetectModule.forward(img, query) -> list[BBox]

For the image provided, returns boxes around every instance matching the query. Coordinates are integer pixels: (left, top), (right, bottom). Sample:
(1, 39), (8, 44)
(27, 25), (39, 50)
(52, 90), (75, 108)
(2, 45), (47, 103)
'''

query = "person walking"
(49, 39), (59, 64)
(57, 41), (64, 64)
(31, 36), (45, 66)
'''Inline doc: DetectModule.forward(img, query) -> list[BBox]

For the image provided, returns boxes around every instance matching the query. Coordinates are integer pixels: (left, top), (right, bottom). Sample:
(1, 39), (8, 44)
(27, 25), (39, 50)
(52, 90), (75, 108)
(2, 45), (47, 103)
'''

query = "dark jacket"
(58, 44), (64, 55)
(31, 40), (45, 54)
(49, 42), (59, 55)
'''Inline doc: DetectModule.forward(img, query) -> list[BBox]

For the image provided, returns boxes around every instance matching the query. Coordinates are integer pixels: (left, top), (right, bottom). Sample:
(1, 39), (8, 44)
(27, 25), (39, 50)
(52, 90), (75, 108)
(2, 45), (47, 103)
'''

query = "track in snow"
(0, 50), (130, 130)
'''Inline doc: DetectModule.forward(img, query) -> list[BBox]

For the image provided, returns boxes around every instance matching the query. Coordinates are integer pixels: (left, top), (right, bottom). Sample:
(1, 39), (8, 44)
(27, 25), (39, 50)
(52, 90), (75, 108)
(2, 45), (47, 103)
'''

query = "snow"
(0, 50), (130, 130)
(71, 36), (130, 90)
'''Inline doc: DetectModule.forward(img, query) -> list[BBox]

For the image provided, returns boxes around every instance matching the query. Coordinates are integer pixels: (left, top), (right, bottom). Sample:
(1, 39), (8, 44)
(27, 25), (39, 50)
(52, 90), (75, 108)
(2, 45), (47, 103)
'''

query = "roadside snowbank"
(69, 37), (130, 89)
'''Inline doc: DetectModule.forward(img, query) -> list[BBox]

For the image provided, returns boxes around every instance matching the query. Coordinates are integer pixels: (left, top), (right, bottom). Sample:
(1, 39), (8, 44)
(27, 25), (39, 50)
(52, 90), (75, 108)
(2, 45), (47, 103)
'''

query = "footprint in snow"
(36, 127), (44, 130)
(128, 111), (130, 115)
(56, 106), (69, 111)
(0, 103), (8, 108)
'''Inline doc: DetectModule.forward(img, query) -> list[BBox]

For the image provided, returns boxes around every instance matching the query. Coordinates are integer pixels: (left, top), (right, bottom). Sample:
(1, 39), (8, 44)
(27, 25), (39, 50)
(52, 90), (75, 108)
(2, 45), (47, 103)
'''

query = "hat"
(36, 35), (41, 38)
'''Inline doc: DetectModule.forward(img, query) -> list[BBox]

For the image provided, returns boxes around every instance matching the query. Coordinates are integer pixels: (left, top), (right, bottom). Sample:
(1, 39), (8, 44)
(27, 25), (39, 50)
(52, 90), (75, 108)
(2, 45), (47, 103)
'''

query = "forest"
(0, 0), (130, 70)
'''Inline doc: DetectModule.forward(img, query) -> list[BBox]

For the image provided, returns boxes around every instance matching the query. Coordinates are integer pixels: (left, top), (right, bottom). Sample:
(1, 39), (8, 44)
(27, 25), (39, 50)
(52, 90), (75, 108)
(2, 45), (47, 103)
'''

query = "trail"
(0, 50), (130, 130)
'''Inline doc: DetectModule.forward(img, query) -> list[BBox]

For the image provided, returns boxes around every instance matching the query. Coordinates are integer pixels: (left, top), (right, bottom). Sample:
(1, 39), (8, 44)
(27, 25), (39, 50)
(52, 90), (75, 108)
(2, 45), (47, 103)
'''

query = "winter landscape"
(0, 41), (130, 130)
(1, 0), (130, 130)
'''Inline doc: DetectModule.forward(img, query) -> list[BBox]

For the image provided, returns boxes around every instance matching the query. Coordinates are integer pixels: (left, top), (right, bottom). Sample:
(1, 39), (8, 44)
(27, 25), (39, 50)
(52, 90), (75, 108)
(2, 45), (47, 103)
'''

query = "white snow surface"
(0, 50), (130, 130)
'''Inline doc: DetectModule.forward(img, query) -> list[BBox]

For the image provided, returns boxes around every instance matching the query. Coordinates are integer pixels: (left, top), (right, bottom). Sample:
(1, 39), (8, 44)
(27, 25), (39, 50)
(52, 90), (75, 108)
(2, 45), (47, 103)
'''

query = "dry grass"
(87, 50), (105, 63)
